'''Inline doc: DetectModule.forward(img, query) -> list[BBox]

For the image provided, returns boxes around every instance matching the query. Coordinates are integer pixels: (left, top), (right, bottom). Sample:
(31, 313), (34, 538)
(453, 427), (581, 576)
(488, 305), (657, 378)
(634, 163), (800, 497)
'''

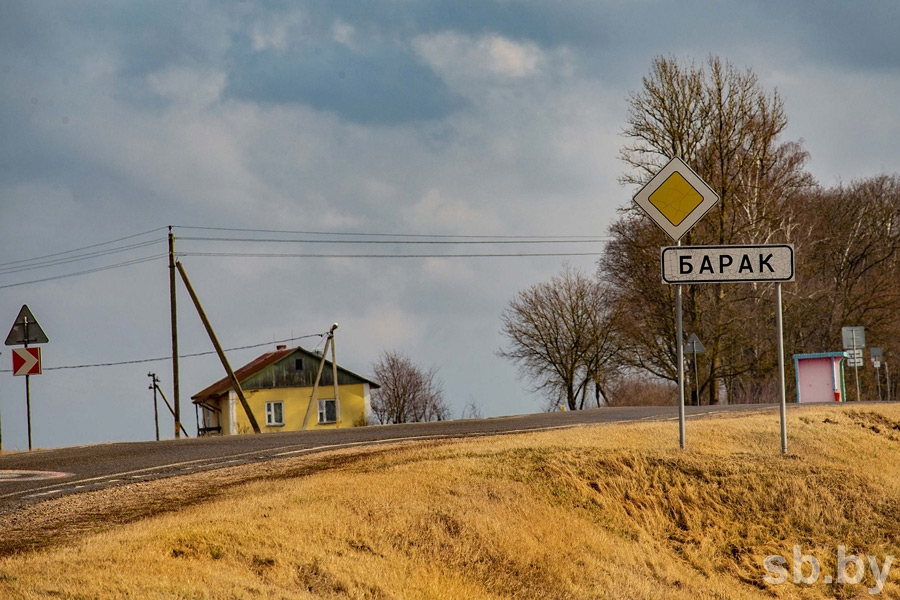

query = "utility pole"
(168, 226), (181, 439)
(176, 261), (261, 434)
(152, 380), (189, 437)
(302, 324), (339, 430)
(330, 323), (341, 427)
(148, 372), (160, 441)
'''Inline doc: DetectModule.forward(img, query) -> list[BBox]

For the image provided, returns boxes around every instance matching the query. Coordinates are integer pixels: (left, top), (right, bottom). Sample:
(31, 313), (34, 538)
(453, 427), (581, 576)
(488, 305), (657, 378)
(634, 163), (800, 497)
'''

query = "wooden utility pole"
(175, 261), (261, 434)
(302, 333), (332, 430)
(302, 324), (340, 430)
(168, 227), (181, 438)
(330, 324), (341, 427)
(148, 372), (160, 441)
(153, 380), (189, 438)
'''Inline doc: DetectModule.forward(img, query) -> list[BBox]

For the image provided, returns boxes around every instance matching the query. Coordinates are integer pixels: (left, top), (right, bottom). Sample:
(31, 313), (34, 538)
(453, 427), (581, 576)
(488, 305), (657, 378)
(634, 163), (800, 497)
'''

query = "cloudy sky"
(1, 1), (898, 450)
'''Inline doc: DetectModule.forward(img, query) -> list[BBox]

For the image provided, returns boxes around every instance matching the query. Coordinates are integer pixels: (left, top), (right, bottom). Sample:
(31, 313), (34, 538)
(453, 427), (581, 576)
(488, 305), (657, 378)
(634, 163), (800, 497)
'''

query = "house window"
(295, 358), (303, 370)
(265, 401), (284, 427)
(318, 399), (336, 424)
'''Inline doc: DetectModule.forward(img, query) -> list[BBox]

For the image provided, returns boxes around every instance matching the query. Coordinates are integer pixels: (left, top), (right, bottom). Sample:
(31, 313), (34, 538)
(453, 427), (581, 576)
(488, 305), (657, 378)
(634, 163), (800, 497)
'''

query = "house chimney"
(276, 344), (287, 350)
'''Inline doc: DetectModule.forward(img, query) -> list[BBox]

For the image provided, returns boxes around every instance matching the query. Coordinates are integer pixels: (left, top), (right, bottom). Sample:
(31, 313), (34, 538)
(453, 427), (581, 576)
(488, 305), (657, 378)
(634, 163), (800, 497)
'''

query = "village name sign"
(661, 244), (795, 284)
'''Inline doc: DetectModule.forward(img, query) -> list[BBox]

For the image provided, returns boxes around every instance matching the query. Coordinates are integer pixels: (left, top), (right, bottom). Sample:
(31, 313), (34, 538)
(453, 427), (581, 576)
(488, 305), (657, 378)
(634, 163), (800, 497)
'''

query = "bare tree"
(461, 397), (483, 420)
(499, 264), (621, 411)
(370, 350), (448, 424)
(791, 175), (900, 351)
(607, 54), (813, 404)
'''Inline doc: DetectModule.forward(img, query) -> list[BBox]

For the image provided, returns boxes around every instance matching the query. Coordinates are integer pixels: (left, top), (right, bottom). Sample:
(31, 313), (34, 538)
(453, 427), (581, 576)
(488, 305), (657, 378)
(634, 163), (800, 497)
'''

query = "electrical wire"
(0, 254), (166, 290)
(179, 251), (604, 259)
(0, 224), (608, 289)
(175, 225), (606, 240)
(0, 239), (164, 275)
(178, 236), (606, 245)
(0, 226), (168, 269)
(0, 333), (327, 373)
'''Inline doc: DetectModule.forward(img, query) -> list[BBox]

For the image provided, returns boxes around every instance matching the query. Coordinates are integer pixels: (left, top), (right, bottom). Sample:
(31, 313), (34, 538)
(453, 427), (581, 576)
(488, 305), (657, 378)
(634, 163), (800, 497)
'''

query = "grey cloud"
(224, 37), (466, 124)
(751, 0), (900, 71)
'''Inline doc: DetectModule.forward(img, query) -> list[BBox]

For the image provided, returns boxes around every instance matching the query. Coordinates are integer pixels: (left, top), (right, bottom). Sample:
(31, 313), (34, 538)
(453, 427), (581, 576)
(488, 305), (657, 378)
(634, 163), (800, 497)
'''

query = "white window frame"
(318, 398), (336, 424)
(265, 401), (284, 427)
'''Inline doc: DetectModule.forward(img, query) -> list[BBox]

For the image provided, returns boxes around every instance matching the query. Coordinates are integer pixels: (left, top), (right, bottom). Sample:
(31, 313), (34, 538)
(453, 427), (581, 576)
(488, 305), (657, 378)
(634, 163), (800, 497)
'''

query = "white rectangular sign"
(661, 244), (795, 284)
(841, 326), (865, 349)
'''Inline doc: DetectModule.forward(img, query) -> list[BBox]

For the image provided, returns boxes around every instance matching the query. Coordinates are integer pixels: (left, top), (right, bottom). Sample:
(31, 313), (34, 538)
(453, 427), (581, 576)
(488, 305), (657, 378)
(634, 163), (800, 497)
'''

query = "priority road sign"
(12, 347), (41, 376)
(632, 156), (720, 242)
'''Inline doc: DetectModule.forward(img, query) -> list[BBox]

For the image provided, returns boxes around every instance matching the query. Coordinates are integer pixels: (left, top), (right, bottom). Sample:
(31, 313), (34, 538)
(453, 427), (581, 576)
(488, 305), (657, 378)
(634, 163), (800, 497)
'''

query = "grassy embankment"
(3, 404), (900, 599)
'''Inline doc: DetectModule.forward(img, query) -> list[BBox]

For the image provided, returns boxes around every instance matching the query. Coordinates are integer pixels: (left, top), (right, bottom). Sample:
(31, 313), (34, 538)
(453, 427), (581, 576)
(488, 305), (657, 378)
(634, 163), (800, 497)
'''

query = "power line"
(176, 225), (607, 240)
(179, 236), (607, 245)
(0, 333), (327, 373)
(179, 251), (605, 259)
(0, 254), (166, 290)
(0, 239), (165, 275)
(0, 224), (609, 289)
(0, 226), (168, 269)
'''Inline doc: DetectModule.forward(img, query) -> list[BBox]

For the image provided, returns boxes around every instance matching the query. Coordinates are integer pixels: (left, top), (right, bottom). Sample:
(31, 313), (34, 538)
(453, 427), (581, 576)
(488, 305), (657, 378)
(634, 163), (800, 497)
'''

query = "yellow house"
(191, 345), (378, 435)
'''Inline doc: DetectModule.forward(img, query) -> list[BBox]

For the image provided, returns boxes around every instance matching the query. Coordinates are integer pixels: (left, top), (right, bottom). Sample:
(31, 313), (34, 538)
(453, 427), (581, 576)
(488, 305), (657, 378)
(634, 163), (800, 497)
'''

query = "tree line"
(501, 55), (900, 407)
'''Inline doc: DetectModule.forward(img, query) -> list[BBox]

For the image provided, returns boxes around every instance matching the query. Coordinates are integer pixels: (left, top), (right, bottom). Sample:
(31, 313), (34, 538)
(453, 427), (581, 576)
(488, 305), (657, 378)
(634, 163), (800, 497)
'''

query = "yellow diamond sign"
(633, 157), (719, 241)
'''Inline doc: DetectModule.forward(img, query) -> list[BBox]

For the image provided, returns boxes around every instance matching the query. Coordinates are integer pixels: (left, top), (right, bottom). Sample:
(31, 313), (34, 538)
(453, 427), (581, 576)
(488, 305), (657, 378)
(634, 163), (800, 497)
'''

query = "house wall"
(226, 383), (370, 434)
(242, 353), (368, 389)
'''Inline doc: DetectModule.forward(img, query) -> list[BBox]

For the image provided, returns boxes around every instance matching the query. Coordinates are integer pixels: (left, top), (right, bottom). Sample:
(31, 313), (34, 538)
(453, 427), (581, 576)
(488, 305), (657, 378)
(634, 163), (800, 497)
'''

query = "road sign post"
(776, 283), (787, 454)
(871, 348), (883, 401)
(887, 361), (892, 403)
(660, 245), (796, 454)
(842, 327), (865, 402)
(685, 334), (705, 406)
(675, 278), (685, 446)
(5, 305), (49, 451)
(633, 157), (720, 451)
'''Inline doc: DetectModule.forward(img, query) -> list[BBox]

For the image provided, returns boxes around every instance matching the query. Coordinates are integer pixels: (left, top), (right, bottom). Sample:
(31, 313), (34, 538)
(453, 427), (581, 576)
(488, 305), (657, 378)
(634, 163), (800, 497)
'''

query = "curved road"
(1, 404), (777, 508)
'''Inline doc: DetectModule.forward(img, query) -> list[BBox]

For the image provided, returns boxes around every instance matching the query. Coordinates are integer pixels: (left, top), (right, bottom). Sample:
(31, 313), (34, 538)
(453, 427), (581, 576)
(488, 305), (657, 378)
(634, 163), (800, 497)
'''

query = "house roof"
(191, 345), (379, 404)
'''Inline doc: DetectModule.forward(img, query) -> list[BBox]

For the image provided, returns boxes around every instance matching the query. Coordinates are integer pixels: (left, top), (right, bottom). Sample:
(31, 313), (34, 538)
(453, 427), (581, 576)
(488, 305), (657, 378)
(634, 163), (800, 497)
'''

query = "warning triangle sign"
(685, 333), (705, 354)
(5, 305), (49, 346)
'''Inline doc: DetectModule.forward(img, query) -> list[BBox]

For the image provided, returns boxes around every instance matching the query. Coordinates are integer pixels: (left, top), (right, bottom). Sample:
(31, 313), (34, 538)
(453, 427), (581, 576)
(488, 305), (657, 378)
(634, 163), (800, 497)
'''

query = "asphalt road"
(0, 403), (777, 508)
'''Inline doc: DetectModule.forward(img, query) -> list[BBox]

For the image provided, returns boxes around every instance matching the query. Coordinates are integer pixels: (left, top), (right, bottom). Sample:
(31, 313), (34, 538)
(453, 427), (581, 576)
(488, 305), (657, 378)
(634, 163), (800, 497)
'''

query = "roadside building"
(192, 345), (378, 435)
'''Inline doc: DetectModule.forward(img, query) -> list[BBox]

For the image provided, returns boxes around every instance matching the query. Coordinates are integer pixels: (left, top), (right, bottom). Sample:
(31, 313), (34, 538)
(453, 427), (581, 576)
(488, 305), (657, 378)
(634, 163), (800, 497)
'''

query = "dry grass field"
(3, 404), (900, 599)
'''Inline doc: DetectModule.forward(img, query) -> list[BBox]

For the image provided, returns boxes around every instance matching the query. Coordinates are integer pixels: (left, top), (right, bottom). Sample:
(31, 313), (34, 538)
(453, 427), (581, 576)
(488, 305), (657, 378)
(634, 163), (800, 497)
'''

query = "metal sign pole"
(692, 345), (700, 406)
(887, 362), (892, 403)
(776, 283), (787, 455)
(852, 331), (861, 402)
(676, 242), (685, 450)
(876, 361), (883, 402)
(24, 316), (33, 451)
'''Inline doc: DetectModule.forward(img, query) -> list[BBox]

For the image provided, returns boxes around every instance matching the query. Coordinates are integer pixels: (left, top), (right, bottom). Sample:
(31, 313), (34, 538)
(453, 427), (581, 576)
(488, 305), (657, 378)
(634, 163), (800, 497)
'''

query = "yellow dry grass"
(3, 404), (900, 599)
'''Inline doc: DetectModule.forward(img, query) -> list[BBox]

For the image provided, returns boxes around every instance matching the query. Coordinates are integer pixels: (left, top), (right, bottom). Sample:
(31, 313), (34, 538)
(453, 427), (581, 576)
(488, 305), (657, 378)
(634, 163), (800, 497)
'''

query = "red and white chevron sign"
(12, 347), (41, 376)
